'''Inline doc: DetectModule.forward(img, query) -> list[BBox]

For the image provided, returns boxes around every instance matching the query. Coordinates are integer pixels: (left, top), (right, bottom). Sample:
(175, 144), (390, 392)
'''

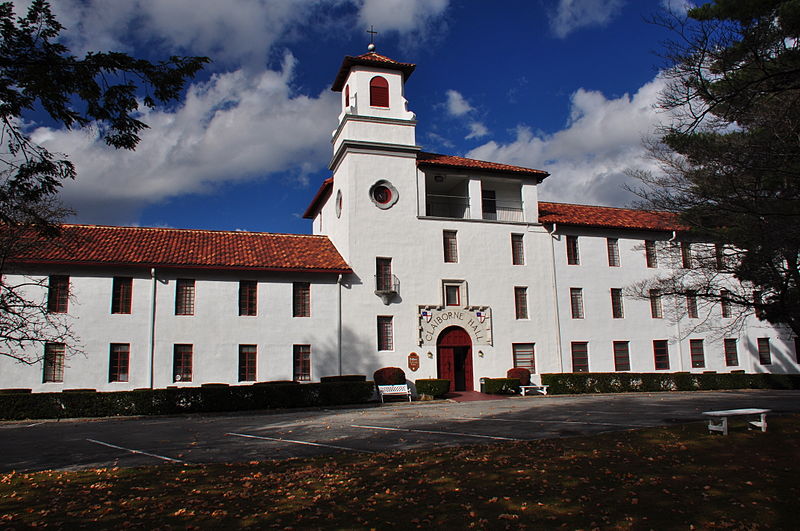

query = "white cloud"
(549, 0), (625, 39)
(34, 55), (340, 223)
(467, 76), (667, 207)
(357, 0), (449, 34)
(660, 0), (694, 15)
(465, 122), (489, 140)
(445, 89), (474, 116)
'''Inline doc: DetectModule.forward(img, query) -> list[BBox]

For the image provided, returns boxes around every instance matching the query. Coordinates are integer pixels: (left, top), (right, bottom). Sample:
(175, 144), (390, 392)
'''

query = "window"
(686, 291), (698, 319)
(513, 343), (535, 372)
(238, 345), (257, 382)
(443, 231), (458, 263)
(795, 337), (800, 364)
(681, 242), (692, 268)
(444, 283), (462, 306)
(47, 275), (69, 313)
(239, 281), (257, 316)
(344, 84), (350, 107)
(43, 342), (65, 383)
(724, 338), (739, 366)
(645, 240), (658, 268)
(715, 243), (725, 270)
(293, 344), (311, 381)
(173, 344), (193, 382)
(757, 338), (771, 365)
(175, 279), (195, 315)
(653, 340), (670, 370)
(109, 343), (130, 382)
(571, 342), (589, 372)
(111, 277), (132, 314)
(376, 258), (394, 291)
(369, 76), (389, 107)
(566, 236), (580, 265)
(293, 282), (310, 317)
(482, 190), (496, 220)
(570, 288), (584, 319)
(514, 287), (528, 319)
(377, 316), (393, 351)
(511, 234), (525, 265)
(613, 341), (630, 371)
(753, 291), (765, 319)
(650, 289), (663, 319)
(720, 289), (731, 318)
(610, 288), (624, 319)
(607, 238), (620, 267)
(690, 339), (705, 368)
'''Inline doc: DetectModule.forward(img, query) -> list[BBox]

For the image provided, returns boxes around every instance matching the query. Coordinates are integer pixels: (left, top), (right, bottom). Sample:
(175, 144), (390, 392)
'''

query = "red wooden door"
(437, 327), (473, 392)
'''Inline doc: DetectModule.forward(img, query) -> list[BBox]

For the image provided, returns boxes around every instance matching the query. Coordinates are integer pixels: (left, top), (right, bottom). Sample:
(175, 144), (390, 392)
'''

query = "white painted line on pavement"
(458, 417), (648, 427)
(86, 439), (186, 463)
(352, 424), (522, 441)
(226, 432), (375, 453)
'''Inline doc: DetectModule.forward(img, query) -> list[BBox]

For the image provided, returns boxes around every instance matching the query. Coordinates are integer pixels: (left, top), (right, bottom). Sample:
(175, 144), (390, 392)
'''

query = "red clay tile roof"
(303, 177), (333, 219)
(538, 201), (685, 232)
(9, 225), (351, 273)
(332, 52), (416, 92)
(417, 152), (549, 180)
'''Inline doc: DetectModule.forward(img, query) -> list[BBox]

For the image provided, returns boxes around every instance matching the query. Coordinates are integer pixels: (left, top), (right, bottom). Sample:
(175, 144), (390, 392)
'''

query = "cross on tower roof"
(367, 25), (377, 51)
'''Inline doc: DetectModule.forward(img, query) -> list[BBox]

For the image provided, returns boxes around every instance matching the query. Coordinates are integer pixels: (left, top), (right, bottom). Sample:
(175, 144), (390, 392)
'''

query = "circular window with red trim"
(369, 180), (398, 209)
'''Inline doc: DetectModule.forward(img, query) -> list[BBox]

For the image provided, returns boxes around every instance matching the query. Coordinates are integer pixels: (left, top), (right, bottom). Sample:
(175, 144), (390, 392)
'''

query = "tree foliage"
(634, 0), (800, 335)
(0, 0), (208, 362)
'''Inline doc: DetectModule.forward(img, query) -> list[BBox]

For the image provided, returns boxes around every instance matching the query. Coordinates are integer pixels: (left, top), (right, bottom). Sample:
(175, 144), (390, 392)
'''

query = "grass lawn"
(2, 415), (799, 529)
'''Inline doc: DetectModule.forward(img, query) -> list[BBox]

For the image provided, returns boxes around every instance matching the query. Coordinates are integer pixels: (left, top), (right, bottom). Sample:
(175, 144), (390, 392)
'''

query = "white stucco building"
(2, 49), (798, 392)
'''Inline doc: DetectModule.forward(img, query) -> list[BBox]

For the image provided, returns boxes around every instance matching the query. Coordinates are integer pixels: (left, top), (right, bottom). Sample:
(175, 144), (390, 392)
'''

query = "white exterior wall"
(0, 268), (341, 391)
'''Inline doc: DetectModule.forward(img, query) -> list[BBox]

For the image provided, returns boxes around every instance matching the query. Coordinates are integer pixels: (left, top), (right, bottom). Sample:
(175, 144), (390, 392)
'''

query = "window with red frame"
(686, 291), (699, 318)
(610, 288), (624, 319)
(653, 340), (670, 370)
(43, 342), (65, 383)
(607, 238), (620, 267)
(173, 344), (193, 382)
(724, 338), (739, 366)
(645, 240), (658, 268)
(720, 289), (732, 318)
(47, 275), (69, 313)
(376, 258), (393, 291)
(571, 342), (589, 372)
(443, 231), (458, 263)
(570, 288), (584, 319)
(293, 282), (310, 317)
(175, 279), (195, 315)
(513, 343), (535, 372)
(515, 287), (528, 319)
(566, 236), (580, 265)
(293, 344), (311, 381)
(109, 343), (130, 382)
(690, 339), (705, 368)
(377, 316), (393, 351)
(757, 337), (771, 365)
(369, 76), (389, 107)
(511, 234), (524, 265)
(238, 345), (257, 382)
(613, 341), (630, 371)
(111, 277), (132, 314)
(239, 281), (257, 316)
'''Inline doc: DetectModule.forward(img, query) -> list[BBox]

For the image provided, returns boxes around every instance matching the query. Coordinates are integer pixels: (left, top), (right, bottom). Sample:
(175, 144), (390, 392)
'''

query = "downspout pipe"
(337, 274), (343, 376)
(546, 223), (565, 374)
(149, 267), (157, 389)
(667, 230), (683, 370)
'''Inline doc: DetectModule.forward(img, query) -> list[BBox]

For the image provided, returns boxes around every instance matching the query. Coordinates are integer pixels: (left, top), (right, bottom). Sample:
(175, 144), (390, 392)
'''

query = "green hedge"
(320, 375), (367, 383)
(0, 381), (376, 421)
(415, 379), (450, 398)
(482, 377), (520, 395)
(540, 372), (800, 395)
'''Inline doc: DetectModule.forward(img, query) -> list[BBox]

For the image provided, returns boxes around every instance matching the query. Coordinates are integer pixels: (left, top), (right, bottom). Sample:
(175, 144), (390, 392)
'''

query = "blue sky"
(23, 0), (692, 234)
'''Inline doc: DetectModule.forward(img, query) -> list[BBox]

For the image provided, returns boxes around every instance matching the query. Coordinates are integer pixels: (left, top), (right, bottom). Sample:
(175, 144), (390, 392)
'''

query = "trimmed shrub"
(415, 379), (450, 398)
(0, 381), (377, 421)
(321, 375), (367, 383)
(483, 377), (520, 395)
(540, 372), (800, 395)
(0, 388), (31, 394)
(507, 368), (531, 386)
(373, 367), (406, 386)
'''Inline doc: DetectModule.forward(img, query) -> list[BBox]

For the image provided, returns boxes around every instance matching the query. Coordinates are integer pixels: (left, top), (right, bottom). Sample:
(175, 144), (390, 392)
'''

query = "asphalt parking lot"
(2, 389), (799, 473)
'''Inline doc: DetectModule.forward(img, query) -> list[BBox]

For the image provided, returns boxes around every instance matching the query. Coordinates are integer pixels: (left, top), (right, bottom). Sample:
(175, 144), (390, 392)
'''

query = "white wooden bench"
(702, 408), (771, 435)
(519, 384), (549, 396)
(377, 384), (412, 403)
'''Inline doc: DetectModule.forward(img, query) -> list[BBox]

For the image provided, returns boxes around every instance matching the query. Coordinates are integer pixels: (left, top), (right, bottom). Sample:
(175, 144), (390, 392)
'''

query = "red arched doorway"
(437, 326), (473, 392)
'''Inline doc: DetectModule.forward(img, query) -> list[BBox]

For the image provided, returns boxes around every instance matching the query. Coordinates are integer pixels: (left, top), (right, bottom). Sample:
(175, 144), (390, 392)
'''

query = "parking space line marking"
(351, 424), (522, 441)
(458, 417), (648, 427)
(226, 432), (375, 453)
(86, 439), (185, 463)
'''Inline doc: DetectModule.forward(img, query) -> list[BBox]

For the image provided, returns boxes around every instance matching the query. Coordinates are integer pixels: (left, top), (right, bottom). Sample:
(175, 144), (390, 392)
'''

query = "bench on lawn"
(377, 384), (412, 403)
(519, 384), (549, 396)
(702, 408), (771, 435)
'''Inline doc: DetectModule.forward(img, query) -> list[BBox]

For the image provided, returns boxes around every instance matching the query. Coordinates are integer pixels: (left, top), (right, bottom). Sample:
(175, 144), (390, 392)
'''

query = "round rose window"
(369, 180), (398, 209)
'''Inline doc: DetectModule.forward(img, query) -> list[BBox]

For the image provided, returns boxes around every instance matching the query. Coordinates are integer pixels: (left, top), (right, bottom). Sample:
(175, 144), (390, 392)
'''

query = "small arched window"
(345, 84), (350, 107)
(369, 76), (389, 108)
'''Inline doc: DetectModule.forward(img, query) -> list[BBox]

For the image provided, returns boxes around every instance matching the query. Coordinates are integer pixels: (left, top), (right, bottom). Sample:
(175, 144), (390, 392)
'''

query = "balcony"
(482, 200), (524, 222)
(375, 274), (399, 305)
(426, 194), (470, 219)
